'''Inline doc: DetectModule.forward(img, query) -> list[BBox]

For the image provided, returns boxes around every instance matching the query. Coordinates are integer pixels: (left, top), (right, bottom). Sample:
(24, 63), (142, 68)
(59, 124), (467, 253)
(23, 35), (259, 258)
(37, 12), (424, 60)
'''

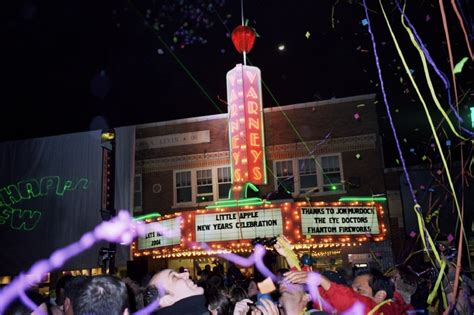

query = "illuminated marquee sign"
(300, 206), (380, 235)
(226, 64), (267, 185)
(137, 217), (181, 250)
(195, 208), (282, 242)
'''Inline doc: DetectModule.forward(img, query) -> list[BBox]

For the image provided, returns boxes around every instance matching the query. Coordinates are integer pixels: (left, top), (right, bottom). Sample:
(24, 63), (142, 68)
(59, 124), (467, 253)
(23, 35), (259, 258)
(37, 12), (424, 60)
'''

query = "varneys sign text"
(226, 64), (267, 185)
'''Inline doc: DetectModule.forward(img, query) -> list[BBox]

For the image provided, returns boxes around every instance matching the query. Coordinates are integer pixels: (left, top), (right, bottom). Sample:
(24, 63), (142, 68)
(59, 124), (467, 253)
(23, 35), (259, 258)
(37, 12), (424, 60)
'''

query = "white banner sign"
(137, 217), (182, 250)
(300, 207), (380, 235)
(195, 208), (283, 242)
(136, 130), (210, 150)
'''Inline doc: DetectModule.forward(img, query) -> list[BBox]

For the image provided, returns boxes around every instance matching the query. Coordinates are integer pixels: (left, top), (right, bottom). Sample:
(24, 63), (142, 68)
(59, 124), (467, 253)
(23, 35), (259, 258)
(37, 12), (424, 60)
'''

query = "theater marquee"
(195, 208), (282, 242)
(133, 202), (387, 258)
(137, 217), (182, 250)
(300, 206), (380, 235)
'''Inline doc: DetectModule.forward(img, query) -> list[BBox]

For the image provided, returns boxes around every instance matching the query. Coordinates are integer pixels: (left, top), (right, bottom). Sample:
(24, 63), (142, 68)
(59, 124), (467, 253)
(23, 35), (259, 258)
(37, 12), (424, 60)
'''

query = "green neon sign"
(338, 196), (387, 202)
(470, 107), (474, 128)
(0, 176), (89, 231)
(206, 197), (271, 209)
(134, 212), (161, 221)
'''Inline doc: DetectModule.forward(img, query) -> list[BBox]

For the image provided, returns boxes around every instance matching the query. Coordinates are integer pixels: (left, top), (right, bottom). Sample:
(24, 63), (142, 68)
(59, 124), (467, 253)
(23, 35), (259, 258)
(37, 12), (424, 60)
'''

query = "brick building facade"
(133, 93), (395, 272)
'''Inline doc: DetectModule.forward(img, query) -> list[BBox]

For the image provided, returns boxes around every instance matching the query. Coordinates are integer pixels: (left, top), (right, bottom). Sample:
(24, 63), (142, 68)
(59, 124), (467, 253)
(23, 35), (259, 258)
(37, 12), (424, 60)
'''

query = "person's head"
(55, 274), (74, 306)
(229, 285), (248, 304)
(278, 282), (310, 315)
(352, 268), (394, 303)
(206, 288), (230, 315)
(74, 275), (129, 315)
(247, 280), (258, 298)
(142, 285), (157, 307)
(63, 275), (90, 315)
(205, 265), (211, 271)
(150, 269), (204, 304)
(321, 270), (347, 286)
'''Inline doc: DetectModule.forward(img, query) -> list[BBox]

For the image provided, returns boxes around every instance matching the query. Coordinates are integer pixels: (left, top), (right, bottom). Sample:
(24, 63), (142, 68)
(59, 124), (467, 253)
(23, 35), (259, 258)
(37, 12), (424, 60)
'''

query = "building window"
(173, 166), (233, 206)
(196, 169), (213, 202)
(273, 154), (343, 195)
(217, 166), (232, 199)
(133, 174), (142, 212)
(275, 160), (294, 193)
(298, 158), (317, 193)
(321, 155), (342, 191)
(176, 171), (192, 203)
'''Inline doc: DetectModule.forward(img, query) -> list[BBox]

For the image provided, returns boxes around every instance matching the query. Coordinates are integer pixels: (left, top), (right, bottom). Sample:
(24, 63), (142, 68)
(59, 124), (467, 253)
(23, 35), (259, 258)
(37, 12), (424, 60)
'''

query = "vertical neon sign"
(226, 64), (267, 185)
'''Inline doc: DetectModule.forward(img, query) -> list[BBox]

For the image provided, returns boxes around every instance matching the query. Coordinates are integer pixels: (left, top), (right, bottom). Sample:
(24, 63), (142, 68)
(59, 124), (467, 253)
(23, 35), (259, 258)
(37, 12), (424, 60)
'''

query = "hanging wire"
(240, 0), (247, 65)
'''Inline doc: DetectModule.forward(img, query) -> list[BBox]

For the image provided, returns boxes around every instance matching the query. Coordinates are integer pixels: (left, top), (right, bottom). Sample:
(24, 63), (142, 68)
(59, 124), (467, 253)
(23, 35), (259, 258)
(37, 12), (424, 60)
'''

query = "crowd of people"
(3, 237), (474, 314)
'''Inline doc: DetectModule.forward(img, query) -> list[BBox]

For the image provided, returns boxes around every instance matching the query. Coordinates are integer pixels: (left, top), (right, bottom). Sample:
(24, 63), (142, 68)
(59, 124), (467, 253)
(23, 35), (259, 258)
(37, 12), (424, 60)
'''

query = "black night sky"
(2, 0), (473, 167)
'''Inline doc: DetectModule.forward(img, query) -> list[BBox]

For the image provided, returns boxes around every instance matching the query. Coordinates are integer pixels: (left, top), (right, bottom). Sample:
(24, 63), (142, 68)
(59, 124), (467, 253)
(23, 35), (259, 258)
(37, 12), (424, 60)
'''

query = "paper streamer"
(453, 57), (469, 74)
(382, 0), (467, 253)
(362, 0), (418, 203)
(394, 1), (469, 129)
(400, 1), (469, 256)
(450, 0), (474, 60)
(398, 3), (468, 141)
(0, 211), (145, 313)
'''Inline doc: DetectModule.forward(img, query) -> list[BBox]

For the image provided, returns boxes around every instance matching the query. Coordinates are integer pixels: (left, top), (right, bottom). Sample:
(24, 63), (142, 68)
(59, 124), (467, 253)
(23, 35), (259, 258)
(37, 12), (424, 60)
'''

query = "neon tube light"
(206, 198), (271, 209)
(133, 213), (161, 221)
(338, 196), (387, 202)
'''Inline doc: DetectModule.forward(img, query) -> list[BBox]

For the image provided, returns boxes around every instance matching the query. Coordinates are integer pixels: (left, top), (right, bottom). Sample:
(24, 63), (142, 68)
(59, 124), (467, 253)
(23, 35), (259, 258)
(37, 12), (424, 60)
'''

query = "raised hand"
(283, 271), (309, 284)
(256, 299), (280, 315)
(233, 298), (254, 315)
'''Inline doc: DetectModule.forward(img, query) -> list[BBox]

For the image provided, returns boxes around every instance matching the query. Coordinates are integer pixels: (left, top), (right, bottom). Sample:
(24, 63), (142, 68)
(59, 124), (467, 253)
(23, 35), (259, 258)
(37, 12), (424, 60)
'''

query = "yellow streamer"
(414, 205), (448, 308)
(368, 299), (393, 315)
(400, 2), (470, 270)
(427, 261), (447, 305)
(380, 0), (467, 256)
(380, 0), (456, 308)
(400, 10), (467, 141)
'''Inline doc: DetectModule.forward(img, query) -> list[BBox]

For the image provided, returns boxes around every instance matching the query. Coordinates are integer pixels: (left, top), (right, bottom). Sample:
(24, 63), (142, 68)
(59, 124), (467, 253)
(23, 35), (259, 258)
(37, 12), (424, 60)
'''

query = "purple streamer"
(394, 0), (473, 135)
(362, 0), (418, 204)
(19, 288), (46, 315)
(134, 297), (161, 315)
(200, 242), (255, 267)
(341, 301), (365, 315)
(253, 245), (278, 281)
(0, 210), (145, 313)
(310, 131), (332, 155)
(305, 272), (334, 313)
(201, 243), (277, 280)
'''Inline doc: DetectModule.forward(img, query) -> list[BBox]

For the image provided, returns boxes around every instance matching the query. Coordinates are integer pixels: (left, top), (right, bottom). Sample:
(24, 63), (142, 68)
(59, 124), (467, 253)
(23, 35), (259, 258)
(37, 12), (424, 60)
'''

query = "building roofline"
(136, 93), (376, 129)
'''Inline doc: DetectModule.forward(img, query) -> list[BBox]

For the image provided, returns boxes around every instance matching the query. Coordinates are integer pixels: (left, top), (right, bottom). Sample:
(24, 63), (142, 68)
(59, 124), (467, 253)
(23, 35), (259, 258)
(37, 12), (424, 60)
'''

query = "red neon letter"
(232, 152), (241, 165)
(250, 133), (260, 147)
(250, 149), (262, 163)
(231, 121), (239, 133)
(246, 87), (258, 99)
(245, 70), (257, 84)
(247, 101), (259, 115)
(234, 169), (242, 181)
(252, 167), (263, 180)
(248, 118), (260, 130)
(232, 136), (240, 149)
